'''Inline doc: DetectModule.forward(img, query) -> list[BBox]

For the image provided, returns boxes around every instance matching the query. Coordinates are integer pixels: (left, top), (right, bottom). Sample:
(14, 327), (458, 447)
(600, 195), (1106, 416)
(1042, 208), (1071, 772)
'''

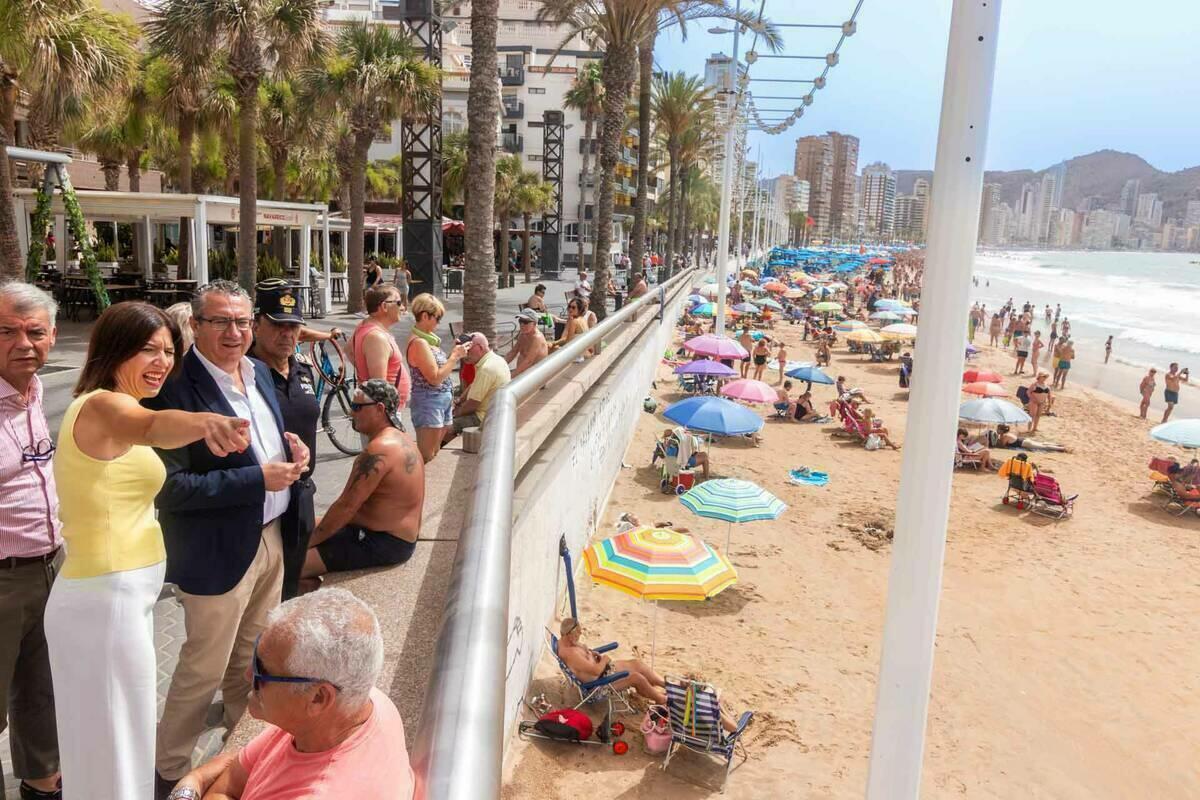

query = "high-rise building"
(1034, 172), (1057, 244)
(1119, 178), (1142, 215)
(912, 178), (931, 238)
(794, 135), (834, 239)
(1135, 192), (1159, 224)
(1081, 209), (1119, 249)
(1016, 182), (1038, 242)
(1046, 161), (1068, 208)
(1185, 200), (1200, 227)
(978, 183), (1001, 244)
(861, 162), (896, 240)
(1150, 198), (1164, 228)
(828, 132), (859, 240)
(705, 52), (748, 191)
(793, 179), (810, 216)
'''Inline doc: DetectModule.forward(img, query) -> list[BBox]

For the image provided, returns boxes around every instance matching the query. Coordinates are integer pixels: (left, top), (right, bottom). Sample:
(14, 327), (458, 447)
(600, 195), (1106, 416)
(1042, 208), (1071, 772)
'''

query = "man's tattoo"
(403, 442), (419, 474)
(352, 453), (384, 483)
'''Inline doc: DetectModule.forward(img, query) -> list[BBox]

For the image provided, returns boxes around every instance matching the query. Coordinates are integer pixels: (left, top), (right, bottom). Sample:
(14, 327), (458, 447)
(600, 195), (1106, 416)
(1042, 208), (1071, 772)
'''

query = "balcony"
(620, 147), (638, 166)
(578, 174), (597, 189)
(500, 133), (523, 153)
(502, 100), (524, 119)
(499, 66), (525, 86)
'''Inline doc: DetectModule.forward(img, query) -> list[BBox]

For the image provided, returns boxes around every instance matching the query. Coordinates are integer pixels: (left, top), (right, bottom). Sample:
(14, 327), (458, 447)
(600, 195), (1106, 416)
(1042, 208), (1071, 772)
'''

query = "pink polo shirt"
(238, 689), (414, 800)
(0, 375), (62, 558)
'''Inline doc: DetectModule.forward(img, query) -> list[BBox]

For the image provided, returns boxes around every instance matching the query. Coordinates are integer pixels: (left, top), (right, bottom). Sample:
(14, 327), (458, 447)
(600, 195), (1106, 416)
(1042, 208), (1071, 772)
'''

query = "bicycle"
(307, 335), (362, 457)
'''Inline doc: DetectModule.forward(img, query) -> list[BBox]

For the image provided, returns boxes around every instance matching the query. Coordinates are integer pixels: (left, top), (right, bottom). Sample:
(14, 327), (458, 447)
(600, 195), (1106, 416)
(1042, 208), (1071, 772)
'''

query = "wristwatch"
(167, 788), (201, 800)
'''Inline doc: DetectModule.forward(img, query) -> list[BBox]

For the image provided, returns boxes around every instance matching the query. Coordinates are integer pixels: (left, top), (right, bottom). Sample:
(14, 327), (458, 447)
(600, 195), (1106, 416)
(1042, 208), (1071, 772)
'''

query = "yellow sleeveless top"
(54, 389), (167, 579)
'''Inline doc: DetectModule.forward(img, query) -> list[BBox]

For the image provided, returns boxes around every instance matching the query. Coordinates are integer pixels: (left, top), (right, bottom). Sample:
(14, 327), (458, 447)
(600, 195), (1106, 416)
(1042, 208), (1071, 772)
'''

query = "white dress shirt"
(193, 349), (290, 525)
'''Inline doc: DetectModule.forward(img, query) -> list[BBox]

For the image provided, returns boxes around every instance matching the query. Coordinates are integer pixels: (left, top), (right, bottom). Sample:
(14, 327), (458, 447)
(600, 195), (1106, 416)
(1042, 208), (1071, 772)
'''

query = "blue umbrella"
(958, 398), (1031, 425)
(688, 294), (706, 305)
(758, 298), (784, 311)
(1151, 419), (1200, 449)
(785, 365), (835, 390)
(693, 302), (716, 317)
(732, 302), (760, 313)
(674, 360), (737, 377)
(663, 396), (764, 436)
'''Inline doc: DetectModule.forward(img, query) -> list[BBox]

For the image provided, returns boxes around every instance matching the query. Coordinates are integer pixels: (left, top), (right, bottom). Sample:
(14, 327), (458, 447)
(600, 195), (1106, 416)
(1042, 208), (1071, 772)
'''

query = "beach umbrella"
(758, 297), (784, 311)
(763, 281), (787, 292)
(720, 379), (780, 405)
(892, 307), (918, 317)
(811, 286), (835, 298)
(769, 359), (812, 373)
(783, 288), (807, 299)
(674, 360), (737, 378)
(834, 319), (869, 333)
(869, 310), (902, 322)
(679, 478), (786, 559)
(868, 257), (891, 264)
(812, 301), (843, 313)
(687, 294), (706, 305)
(958, 398), (1031, 425)
(785, 365), (835, 390)
(683, 334), (749, 360)
(699, 284), (720, 298)
(692, 302), (716, 317)
(873, 298), (911, 310)
(1150, 419), (1200, 449)
(826, 281), (847, 291)
(962, 381), (1009, 397)
(732, 302), (761, 314)
(881, 323), (918, 340)
(962, 369), (1002, 383)
(583, 526), (738, 666)
(663, 396), (764, 435)
(846, 328), (884, 344)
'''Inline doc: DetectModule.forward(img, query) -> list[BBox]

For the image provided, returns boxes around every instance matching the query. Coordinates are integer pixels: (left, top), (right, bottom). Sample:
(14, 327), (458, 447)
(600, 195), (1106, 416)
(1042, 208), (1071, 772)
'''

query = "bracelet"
(167, 788), (201, 800)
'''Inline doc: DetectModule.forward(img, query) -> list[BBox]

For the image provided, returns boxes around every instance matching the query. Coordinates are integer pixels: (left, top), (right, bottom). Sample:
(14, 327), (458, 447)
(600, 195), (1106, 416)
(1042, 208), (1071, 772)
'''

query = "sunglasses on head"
(252, 634), (341, 692)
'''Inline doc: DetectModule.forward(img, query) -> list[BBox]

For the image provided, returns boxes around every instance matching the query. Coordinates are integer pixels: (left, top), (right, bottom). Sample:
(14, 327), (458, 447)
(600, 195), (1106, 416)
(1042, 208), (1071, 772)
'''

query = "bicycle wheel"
(309, 338), (348, 386)
(322, 383), (362, 456)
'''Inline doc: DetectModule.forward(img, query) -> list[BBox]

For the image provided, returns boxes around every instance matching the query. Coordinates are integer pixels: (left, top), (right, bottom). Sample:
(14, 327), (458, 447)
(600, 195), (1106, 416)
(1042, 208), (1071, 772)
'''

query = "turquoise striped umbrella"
(678, 478), (786, 559)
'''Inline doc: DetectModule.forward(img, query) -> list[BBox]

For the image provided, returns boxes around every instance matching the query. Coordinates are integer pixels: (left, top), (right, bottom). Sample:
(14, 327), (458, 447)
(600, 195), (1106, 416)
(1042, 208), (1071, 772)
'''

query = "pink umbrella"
(683, 334), (749, 360)
(720, 379), (779, 404)
(962, 381), (1009, 397)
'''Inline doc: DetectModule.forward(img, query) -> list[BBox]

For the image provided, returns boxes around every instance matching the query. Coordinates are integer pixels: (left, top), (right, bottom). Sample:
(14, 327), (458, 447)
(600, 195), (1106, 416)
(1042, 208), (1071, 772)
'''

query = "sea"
(970, 249), (1199, 414)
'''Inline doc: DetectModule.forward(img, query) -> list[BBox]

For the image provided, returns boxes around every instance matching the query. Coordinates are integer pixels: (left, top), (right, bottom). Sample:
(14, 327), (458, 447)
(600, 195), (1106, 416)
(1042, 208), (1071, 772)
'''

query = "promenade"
(1, 273), (581, 794)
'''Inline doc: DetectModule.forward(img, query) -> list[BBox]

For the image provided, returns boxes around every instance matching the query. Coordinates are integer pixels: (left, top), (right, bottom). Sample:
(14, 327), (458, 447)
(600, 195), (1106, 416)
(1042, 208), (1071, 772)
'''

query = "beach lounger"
(955, 447), (985, 470)
(662, 677), (753, 793)
(1029, 473), (1076, 519)
(547, 631), (634, 716)
(1146, 457), (1200, 515)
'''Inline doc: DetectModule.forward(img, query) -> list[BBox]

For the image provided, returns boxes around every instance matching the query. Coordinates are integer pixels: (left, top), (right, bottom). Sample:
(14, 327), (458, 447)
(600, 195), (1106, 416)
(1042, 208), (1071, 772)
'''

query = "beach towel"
(673, 425), (696, 468)
(789, 468), (829, 487)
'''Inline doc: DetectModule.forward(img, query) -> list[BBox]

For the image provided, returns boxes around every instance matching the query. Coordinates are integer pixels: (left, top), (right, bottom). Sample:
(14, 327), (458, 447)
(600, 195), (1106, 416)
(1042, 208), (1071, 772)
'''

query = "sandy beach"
(502, 311), (1200, 798)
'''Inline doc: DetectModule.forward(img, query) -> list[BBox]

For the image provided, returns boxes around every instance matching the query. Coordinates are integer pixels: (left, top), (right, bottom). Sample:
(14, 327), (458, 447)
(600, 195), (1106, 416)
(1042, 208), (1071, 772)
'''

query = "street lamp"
(710, 0), (742, 336)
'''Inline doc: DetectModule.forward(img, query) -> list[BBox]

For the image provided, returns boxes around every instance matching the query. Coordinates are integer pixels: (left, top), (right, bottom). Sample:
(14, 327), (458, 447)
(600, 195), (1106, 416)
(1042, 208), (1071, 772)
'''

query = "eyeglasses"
(196, 316), (253, 331)
(252, 634), (340, 692)
(21, 438), (55, 464)
(349, 400), (380, 412)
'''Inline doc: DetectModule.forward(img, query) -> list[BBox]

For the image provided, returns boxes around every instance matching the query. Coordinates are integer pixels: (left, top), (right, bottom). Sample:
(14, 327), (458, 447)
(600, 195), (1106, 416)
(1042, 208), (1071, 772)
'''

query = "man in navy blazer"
(146, 281), (309, 792)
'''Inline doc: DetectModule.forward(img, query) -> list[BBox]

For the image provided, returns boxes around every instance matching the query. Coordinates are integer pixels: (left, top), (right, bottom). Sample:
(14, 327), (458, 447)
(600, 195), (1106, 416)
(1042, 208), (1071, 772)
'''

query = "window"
(529, 87), (546, 95)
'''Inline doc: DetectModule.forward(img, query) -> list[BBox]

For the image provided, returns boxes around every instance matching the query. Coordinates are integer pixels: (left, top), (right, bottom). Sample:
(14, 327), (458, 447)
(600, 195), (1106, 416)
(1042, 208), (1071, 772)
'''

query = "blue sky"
(655, 0), (1199, 177)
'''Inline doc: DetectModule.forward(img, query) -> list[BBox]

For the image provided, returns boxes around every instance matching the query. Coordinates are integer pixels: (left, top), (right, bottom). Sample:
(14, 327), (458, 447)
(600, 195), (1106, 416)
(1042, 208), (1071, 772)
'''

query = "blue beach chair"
(547, 631), (634, 715)
(662, 677), (754, 793)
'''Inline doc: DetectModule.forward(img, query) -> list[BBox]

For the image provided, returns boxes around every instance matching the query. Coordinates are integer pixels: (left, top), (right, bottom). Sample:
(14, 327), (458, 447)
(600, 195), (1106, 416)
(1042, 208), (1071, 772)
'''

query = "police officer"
(250, 278), (340, 599)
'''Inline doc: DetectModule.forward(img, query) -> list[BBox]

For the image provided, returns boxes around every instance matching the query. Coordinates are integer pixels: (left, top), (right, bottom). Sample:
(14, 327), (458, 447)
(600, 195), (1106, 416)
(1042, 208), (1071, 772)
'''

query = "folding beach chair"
(954, 447), (985, 470)
(547, 631), (634, 716)
(1029, 473), (1076, 519)
(1000, 455), (1037, 509)
(662, 677), (753, 794)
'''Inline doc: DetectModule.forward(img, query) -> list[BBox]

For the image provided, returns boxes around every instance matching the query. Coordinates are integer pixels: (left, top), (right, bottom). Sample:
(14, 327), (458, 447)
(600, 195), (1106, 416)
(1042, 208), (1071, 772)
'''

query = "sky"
(655, 0), (1200, 178)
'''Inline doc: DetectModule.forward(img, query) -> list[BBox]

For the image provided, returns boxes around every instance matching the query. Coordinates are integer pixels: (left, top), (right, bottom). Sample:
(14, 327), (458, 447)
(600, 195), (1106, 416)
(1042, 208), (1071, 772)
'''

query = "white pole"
(750, 177), (761, 263)
(194, 200), (209, 284)
(733, 149), (746, 272)
(142, 215), (153, 280)
(322, 209), (332, 313)
(865, 3), (1003, 798)
(713, 0), (741, 336)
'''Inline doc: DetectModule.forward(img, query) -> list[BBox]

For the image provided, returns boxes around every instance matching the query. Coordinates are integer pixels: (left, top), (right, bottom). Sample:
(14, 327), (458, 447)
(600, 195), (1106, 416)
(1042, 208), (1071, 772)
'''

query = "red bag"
(534, 708), (594, 742)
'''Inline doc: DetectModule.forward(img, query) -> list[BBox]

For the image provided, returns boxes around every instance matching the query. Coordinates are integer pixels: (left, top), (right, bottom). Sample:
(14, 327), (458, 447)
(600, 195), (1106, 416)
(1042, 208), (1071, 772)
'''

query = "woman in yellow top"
(44, 302), (249, 800)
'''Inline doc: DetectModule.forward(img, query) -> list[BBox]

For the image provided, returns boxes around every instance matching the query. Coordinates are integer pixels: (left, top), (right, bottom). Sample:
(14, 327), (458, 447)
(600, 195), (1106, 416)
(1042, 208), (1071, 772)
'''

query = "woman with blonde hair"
(164, 301), (194, 351)
(406, 293), (466, 461)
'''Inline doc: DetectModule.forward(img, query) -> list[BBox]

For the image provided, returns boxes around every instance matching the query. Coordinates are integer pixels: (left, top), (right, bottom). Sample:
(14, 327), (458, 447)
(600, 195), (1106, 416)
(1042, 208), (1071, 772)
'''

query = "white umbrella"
(958, 398), (1032, 425)
(1151, 419), (1200, 449)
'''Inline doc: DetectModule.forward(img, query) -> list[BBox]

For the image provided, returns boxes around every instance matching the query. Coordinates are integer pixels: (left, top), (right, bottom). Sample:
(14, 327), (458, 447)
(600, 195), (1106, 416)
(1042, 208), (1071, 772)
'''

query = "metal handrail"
(411, 267), (697, 799)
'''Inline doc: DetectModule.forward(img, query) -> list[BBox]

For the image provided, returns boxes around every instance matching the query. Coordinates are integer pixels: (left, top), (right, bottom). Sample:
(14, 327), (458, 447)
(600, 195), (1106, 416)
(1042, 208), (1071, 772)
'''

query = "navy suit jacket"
(145, 349), (299, 595)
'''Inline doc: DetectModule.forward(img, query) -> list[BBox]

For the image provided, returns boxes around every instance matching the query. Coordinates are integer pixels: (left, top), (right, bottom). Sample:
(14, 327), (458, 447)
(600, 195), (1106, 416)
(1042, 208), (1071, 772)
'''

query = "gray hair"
(0, 281), (58, 325)
(266, 588), (383, 708)
(191, 279), (250, 317)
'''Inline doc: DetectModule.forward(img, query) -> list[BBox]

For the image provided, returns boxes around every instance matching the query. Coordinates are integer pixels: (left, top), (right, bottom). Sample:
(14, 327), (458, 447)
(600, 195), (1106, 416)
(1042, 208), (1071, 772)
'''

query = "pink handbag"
(641, 705), (671, 754)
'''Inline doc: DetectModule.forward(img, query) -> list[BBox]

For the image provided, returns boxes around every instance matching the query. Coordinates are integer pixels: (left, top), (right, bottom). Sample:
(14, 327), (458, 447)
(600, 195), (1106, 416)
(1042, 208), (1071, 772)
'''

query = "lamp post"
(709, 1), (741, 335)
(865, 2), (1003, 798)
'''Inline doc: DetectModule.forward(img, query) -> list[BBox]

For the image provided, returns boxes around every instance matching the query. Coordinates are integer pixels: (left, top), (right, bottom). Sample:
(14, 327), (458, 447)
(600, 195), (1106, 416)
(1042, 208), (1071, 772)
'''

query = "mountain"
(894, 150), (1200, 220)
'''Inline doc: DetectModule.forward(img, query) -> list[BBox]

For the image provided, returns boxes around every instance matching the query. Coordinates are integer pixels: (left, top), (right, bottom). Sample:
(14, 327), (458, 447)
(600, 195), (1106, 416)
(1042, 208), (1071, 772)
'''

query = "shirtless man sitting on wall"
(302, 380), (424, 589)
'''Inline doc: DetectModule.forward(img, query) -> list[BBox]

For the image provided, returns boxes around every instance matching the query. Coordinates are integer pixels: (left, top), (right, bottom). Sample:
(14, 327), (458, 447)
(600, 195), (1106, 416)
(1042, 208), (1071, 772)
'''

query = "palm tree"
(150, 0), (326, 291)
(652, 72), (712, 273)
(441, 130), (469, 216)
(538, 0), (779, 320)
(463, 0), (501, 342)
(629, 31), (655, 273)
(492, 154), (523, 291)
(513, 173), (557, 283)
(0, 0), (138, 279)
(563, 62), (603, 272)
(261, 76), (325, 263)
(308, 21), (439, 313)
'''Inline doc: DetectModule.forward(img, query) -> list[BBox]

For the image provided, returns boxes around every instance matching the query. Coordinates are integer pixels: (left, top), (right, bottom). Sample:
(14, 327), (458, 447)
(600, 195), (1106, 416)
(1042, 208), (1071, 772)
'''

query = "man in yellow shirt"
(447, 333), (511, 439)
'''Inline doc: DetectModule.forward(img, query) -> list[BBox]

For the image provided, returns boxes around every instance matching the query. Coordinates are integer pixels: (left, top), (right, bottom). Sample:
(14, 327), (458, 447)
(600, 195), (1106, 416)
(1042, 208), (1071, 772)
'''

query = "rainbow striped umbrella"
(679, 478), (786, 558)
(584, 527), (738, 666)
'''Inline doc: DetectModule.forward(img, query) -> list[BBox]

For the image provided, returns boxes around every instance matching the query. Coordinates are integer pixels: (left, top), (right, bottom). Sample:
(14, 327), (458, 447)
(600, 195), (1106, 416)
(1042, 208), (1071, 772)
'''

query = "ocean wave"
(1117, 327), (1200, 357)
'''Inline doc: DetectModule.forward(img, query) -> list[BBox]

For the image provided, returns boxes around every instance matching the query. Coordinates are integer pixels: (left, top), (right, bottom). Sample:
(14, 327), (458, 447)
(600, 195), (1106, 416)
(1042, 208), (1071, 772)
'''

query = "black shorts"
(753, 355), (768, 365)
(316, 525), (416, 572)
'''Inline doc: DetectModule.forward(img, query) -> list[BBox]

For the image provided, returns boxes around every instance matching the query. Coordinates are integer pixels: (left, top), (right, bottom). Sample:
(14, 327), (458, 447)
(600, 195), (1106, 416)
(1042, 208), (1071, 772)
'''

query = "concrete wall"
(500, 280), (692, 747)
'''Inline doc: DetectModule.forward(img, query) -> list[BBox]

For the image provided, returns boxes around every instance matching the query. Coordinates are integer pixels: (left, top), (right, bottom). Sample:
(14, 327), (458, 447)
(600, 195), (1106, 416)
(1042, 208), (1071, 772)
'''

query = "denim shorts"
(410, 389), (453, 428)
